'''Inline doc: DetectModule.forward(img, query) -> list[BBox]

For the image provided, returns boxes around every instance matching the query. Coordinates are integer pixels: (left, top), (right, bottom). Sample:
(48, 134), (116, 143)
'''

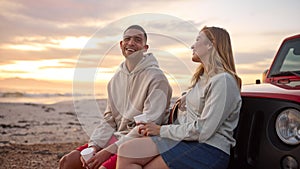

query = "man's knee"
(59, 150), (82, 169)
(59, 154), (67, 169)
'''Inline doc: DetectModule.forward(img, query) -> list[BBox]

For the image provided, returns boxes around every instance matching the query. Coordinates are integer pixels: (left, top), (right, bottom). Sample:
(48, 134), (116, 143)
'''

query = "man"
(59, 25), (172, 169)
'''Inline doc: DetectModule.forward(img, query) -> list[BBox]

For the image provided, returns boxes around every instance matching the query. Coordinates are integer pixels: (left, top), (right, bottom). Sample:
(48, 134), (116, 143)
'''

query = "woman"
(116, 26), (242, 169)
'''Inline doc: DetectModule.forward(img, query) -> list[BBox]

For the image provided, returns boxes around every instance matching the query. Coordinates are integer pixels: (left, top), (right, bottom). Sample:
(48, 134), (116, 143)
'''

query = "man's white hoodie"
(89, 53), (172, 148)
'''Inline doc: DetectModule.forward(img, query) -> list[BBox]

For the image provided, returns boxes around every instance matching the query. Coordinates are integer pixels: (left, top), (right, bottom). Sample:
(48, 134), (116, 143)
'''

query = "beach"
(0, 99), (107, 169)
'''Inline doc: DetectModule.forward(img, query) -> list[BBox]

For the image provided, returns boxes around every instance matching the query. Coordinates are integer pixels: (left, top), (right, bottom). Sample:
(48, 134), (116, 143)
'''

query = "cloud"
(1, 0), (204, 69)
(235, 50), (276, 64)
(0, 48), (80, 62)
(0, 69), (28, 74)
(0, 0), (118, 44)
(235, 51), (275, 74)
(1, 0), (299, 84)
(1, 0), (113, 22)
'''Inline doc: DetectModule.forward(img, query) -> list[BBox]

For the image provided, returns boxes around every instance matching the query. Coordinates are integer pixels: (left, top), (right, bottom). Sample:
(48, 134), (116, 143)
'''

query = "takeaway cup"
(80, 147), (94, 162)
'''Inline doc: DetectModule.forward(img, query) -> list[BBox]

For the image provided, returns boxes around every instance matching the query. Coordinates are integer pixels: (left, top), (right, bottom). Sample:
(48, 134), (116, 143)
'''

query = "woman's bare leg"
(117, 137), (161, 169)
(144, 155), (169, 169)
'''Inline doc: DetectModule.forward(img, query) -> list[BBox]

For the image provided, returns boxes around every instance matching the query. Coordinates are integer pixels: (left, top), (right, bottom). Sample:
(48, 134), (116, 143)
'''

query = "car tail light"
(275, 108), (300, 145)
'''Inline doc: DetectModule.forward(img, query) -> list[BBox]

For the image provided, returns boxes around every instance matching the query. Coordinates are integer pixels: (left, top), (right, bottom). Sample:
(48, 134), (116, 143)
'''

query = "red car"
(228, 34), (300, 168)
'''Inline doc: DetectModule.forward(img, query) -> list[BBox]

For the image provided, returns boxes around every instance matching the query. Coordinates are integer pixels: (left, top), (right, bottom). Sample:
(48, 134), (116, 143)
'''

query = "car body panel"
(228, 97), (300, 169)
(242, 83), (300, 103)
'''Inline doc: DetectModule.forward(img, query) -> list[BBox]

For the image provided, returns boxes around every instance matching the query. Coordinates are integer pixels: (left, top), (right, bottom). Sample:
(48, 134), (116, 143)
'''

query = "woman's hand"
(138, 122), (161, 136)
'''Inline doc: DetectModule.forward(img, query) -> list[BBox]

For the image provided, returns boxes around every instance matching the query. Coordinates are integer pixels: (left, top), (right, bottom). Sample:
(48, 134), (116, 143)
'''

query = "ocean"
(0, 78), (182, 104)
(0, 87), (105, 104)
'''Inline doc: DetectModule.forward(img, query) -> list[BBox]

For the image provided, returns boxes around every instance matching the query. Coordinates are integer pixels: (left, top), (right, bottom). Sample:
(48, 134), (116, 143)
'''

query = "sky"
(1, 0), (300, 96)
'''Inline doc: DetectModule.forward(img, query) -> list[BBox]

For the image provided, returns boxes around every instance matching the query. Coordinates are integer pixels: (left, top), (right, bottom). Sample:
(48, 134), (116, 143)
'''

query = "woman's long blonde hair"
(190, 26), (241, 89)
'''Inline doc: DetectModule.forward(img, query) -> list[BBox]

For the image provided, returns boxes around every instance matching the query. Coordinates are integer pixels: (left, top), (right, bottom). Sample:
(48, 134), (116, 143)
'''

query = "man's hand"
(84, 149), (112, 169)
(80, 146), (96, 169)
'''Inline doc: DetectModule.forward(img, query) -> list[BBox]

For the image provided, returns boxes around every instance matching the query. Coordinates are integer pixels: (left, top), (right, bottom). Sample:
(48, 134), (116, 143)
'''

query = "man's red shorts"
(102, 154), (117, 169)
(76, 143), (88, 151)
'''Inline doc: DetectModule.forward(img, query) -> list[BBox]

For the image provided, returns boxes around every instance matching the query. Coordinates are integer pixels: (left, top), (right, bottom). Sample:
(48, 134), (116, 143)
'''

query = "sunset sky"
(1, 0), (300, 96)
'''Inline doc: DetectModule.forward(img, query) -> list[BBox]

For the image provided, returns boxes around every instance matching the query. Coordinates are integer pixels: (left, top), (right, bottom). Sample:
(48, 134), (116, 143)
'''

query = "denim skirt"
(151, 136), (229, 169)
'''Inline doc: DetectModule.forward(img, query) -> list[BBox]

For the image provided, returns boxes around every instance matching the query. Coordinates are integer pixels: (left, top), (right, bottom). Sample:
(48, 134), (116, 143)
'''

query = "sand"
(0, 99), (107, 169)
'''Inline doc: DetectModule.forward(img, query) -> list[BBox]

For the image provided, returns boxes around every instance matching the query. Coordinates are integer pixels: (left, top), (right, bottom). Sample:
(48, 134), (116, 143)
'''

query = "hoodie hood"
(119, 53), (159, 74)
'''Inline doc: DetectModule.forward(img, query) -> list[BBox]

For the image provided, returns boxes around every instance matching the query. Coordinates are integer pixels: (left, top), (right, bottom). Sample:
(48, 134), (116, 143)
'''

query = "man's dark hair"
(124, 25), (147, 43)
